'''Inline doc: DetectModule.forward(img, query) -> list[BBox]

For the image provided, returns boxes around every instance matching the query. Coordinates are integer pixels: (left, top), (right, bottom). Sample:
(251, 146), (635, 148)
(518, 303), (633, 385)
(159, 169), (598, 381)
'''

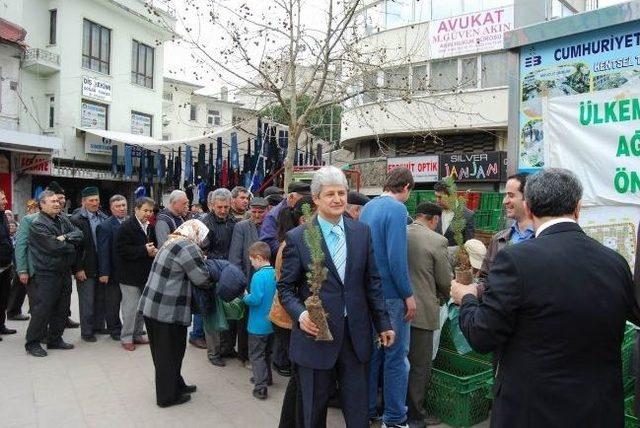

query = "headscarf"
(165, 219), (209, 247)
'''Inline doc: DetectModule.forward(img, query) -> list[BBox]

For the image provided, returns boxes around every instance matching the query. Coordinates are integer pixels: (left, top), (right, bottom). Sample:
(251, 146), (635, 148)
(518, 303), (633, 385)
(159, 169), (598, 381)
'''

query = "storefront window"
(481, 52), (508, 87)
(460, 57), (478, 89)
(430, 59), (457, 92)
(412, 64), (429, 93)
(384, 66), (409, 99)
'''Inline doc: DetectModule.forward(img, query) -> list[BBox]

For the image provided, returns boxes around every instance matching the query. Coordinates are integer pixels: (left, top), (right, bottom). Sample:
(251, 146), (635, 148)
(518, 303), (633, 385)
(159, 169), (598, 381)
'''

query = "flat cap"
(46, 181), (65, 195)
(416, 201), (442, 216)
(288, 181), (310, 194)
(347, 191), (370, 206)
(81, 186), (99, 198)
(249, 197), (268, 208)
(263, 186), (285, 197)
(265, 194), (284, 206)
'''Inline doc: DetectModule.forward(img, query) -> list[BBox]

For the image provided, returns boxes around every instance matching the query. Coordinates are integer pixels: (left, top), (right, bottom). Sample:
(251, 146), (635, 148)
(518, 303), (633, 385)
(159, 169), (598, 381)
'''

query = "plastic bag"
(448, 304), (473, 355)
(222, 298), (245, 320)
(203, 297), (229, 332)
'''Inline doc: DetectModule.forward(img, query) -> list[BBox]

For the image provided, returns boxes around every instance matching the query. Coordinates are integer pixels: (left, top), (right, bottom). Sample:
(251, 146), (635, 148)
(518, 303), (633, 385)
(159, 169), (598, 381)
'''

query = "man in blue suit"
(278, 166), (395, 428)
(95, 194), (127, 341)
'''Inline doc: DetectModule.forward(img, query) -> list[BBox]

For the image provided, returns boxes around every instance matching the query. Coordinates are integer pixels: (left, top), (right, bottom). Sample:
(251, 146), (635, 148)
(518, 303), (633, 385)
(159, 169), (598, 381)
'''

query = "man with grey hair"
(450, 168), (640, 426)
(155, 190), (189, 247)
(202, 188), (238, 364)
(95, 195), (128, 341)
(25, 191), (83, 357)
(279, 165), (394, 427)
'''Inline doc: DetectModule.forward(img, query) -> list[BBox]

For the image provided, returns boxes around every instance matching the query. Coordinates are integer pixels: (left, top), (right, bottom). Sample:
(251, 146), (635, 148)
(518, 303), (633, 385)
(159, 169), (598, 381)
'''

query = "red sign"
(19, 154), (52, 175)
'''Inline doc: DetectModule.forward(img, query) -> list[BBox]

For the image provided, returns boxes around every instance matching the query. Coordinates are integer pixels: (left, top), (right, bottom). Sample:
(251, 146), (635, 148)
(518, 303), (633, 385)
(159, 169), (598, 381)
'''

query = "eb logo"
(524, 56), (542, 67)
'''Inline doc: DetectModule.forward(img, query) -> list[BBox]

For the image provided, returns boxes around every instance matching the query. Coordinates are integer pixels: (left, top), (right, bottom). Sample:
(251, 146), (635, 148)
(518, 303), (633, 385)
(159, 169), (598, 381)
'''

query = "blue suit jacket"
(96, 216), (123, 282)
(278, 216), (392, 370)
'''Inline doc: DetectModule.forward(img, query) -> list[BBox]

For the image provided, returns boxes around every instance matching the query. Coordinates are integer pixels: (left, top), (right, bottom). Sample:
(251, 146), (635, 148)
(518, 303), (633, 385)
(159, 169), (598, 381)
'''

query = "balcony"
(23, 48), (60, 76)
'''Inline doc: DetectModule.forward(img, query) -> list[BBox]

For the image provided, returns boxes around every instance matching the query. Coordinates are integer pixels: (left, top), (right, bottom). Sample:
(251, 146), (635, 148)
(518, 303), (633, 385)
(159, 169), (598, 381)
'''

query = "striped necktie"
(330, 225), (346, 283)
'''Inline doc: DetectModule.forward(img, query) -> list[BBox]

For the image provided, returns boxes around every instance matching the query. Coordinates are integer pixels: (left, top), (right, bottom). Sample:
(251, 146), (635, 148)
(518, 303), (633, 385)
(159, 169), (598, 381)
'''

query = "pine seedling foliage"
(302, 204), (328, 296)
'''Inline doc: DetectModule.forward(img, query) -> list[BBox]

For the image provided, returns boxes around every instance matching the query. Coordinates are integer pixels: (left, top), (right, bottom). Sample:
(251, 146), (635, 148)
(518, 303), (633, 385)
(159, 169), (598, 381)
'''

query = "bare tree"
(146, 0), (500, 188)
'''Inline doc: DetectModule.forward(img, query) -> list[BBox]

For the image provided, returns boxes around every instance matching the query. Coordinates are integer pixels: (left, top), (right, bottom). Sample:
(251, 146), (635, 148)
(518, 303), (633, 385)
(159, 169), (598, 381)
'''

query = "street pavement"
(1, 289), (489, 428)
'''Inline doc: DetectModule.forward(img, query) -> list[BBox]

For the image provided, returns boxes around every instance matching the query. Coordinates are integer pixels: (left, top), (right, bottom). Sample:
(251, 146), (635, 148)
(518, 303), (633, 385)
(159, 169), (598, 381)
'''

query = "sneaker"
(382, 420), (409, 428)
(26, 343), (48, 357)
(252, 388), (267, 400)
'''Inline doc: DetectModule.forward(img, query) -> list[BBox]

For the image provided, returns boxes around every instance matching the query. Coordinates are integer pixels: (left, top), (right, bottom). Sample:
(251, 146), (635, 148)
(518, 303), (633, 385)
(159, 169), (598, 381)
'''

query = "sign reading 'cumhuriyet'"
(429, 6), (514, 59)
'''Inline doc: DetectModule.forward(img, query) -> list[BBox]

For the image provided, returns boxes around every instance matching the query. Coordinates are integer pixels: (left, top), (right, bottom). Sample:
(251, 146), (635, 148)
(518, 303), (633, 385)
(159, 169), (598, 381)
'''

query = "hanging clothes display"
(185, 145), (193, 185)
(140, 149), (147, 183)
(215, 137), (223, 188)
(198, 180), (207, 206)
(173, 147), (182, 188)
(316, 143), (323, 166)
(166, 150), (174, 186)
(197, 144), (206, 179)
(124, 145), (133, 179)
(221, 159), (229, 188)
(208, 143), (215, 187)
(230, 132), (239, 188)
(111, 145), (118, 176)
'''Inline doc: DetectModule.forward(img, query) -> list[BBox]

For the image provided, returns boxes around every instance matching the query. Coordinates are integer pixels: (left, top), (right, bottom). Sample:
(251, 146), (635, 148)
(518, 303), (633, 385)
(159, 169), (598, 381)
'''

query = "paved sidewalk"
(1, 289), (489, 427)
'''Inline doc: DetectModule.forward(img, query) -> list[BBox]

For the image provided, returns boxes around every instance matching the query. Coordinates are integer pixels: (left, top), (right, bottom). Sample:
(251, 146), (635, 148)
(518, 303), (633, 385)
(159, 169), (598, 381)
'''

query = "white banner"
(82, 76), (112, 102)
(387, 155), (439, 183)
(429, 6), (514, 59)
(545, 87), (640, 207)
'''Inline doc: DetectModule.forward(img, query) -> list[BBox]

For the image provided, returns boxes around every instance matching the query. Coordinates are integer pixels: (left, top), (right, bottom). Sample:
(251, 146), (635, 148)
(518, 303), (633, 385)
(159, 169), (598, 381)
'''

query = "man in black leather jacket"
(25, 190), (83, 357)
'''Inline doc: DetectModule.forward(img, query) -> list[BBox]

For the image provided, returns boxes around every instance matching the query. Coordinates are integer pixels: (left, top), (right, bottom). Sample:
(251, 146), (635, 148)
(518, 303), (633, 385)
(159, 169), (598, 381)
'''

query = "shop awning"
(0, 129), (62, 154)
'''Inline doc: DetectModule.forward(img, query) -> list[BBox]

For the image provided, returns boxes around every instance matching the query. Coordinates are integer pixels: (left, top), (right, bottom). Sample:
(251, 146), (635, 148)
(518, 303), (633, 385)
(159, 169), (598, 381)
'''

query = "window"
(386, 0), (413, 29)
(81, 100), (108, 130)
(189, 104), (197, 121)
(365, 1), (385, 35)
(131, 111), (152, 136)
(459, 57), (478, 89)
(362, 72), (379, 103)
(481, 52), (508, 87)
(412, 64), (429, 93)
(82, 20), (110, 74)
(383, 66), (409, 99)
(49, 10), (57, 45)
(207, 109), (221, 126)
(430, 59), (458, 91)
(131, 40), (154, 88)
(47, 95), (55, 128)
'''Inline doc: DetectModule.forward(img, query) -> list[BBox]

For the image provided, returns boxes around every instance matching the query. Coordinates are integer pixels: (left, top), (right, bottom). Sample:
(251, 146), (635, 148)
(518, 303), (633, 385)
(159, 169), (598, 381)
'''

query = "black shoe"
(8, 314), (29, 321)
(273, 363), (292, 377)
(95, 328), (110, 335)
(111, 334), (121, 341)
(26, 343), (48, 357)
(158, 393), (191, 408)
(252, 388), (267, 400)
(82, 335), (97, 343)
(180, 384), (197, 394)
(65, 318), (80, 328)
(250, 377), (273, 386)
(47, 340), (74, 350)
(208, 355), (226, 367)
(0, 327), (17, 335)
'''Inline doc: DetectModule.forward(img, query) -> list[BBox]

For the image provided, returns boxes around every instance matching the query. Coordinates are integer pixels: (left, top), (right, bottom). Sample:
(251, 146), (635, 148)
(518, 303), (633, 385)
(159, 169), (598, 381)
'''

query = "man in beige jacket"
(406, 201), (452, 428)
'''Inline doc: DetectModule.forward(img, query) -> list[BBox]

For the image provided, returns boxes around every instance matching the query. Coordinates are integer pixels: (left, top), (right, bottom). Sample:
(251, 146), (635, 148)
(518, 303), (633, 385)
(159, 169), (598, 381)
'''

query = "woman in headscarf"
(138, 219), (213, 408)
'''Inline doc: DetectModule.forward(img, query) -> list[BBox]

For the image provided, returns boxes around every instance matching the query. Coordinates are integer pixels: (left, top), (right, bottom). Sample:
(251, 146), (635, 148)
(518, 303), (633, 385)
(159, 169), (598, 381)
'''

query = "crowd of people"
(0, 164), (637, 428)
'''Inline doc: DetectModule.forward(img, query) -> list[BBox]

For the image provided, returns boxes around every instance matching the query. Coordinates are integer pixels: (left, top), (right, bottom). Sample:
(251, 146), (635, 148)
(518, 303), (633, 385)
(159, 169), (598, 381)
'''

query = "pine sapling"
(443, 176), (474, 285)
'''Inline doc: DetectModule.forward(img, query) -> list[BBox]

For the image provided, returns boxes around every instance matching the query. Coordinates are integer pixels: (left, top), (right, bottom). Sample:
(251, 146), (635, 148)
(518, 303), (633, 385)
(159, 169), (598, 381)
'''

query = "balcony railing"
(23, 48), (60, 76)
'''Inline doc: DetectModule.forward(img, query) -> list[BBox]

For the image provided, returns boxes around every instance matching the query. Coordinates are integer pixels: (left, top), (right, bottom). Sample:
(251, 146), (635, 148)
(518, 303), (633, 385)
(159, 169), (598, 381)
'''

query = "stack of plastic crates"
(474, 193), (505, 233)
(425, 348), (494, 427)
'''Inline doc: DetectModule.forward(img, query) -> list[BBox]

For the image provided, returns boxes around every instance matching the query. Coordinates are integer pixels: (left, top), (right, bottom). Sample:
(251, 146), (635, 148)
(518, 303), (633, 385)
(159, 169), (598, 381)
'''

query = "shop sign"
(387, 155), (439, 183)
(82, 76), (112, 102)
(439, 151), (506, 182)
(84, 132), (113, 155)
(429, 6), (514, 59)
(518, 21), (640, 171)
(131, 112), (152, 137)
(17, 154), (52, 175)
(81, 101), (107, 130)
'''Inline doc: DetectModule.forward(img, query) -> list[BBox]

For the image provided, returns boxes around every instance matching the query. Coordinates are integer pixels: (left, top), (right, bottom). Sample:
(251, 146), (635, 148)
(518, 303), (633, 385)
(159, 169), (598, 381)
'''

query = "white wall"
(0, 45), (21, 131)
(13, 0), (173, 163)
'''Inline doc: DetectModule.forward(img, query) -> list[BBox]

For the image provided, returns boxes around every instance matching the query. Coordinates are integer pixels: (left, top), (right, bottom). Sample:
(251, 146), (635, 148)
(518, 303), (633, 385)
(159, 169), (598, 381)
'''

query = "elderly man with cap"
(406, 201), (452, 427)
(230, 186), (251, 221)
(228, 196), (269, 366)
(345, 191), (370, 220)
(70, 186), (109, 342)
(260, 182), (309, 257)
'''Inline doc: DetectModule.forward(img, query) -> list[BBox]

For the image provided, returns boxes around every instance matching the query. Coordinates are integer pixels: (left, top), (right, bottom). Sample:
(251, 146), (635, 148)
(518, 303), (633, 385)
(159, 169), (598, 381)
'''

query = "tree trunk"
(283, 124), (301, 192)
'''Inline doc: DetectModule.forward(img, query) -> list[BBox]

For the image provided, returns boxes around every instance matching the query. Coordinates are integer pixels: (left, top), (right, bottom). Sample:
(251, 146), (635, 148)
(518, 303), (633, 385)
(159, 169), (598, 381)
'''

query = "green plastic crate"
(480, 193), (504, 211)
(623, 323), (636, 388)
(426, 349), (493, 427)
(625, 396), (638, 428)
